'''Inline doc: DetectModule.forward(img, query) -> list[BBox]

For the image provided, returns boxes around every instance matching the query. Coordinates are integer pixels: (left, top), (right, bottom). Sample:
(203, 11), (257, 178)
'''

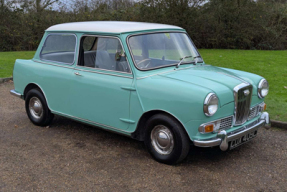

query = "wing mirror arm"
(115, 52), (126, 61)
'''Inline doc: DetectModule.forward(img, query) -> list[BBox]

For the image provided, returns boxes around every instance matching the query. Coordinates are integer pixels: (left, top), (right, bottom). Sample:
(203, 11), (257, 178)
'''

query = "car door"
(36, 33), (77, 115)
(70, 35), (134, 130)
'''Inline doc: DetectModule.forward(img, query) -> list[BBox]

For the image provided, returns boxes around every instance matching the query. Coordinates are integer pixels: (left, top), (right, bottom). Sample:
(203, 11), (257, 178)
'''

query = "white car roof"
(46, 21), (183, 33)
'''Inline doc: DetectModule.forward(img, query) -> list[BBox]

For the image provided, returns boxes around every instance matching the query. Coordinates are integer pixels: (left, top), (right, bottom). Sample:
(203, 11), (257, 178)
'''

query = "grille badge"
(244, 89), (250, 96)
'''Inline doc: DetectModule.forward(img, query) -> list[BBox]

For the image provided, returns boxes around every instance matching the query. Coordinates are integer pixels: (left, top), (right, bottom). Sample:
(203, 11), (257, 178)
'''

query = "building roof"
(46, 21), (183, 33)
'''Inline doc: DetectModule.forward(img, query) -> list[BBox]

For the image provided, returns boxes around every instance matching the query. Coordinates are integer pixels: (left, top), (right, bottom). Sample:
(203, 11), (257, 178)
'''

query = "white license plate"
(229, 130), (258, 150)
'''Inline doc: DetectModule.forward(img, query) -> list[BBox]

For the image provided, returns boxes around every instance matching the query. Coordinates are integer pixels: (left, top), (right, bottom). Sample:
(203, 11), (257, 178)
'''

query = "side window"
(79, 36), (130, 73)
(40, 34), (76, 64)
(128, 35), (144, 61)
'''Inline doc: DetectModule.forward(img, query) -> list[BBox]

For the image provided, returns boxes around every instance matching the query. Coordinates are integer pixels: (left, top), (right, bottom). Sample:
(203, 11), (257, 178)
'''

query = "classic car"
(10, 21), (270, 164)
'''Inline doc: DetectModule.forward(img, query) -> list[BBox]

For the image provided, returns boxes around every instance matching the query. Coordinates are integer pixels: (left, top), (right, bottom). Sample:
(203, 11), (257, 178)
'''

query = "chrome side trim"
(75, 68), (133, 79)
(51, 110), (131, 134)
(10, 89), (23, 99)
(120, 86), (136, 91)
(40, 33), (78, 65)
(119, 118), (136, 124)
(77, 34), (133, 75)
(33, 59), (75, 69)
(76, 64), (131, 74)
(33, 59), (133, 79)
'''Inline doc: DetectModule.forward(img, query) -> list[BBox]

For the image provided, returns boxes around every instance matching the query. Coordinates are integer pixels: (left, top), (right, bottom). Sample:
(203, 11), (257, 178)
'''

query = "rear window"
(40, 34), (76, 64)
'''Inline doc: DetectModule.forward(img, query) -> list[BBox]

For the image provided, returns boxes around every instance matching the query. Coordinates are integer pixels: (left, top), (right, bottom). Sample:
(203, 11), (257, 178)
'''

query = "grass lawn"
(200, 49), (287, 122)
(0, 50), (286, 122)
(0, 51), (35, 78)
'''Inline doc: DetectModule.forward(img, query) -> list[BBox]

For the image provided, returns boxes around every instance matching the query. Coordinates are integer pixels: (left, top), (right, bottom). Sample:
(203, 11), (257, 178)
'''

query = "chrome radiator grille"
(248, 106), (258, 119)
(248, 103), (264, 120)
(219, 116), (233, 129)
(234, 83), (252, 125)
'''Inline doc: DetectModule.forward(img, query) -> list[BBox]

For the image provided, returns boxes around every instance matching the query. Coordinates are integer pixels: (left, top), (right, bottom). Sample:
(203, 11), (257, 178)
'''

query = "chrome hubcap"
(29, 97), (43, 119)
(151, 125), (174, 155)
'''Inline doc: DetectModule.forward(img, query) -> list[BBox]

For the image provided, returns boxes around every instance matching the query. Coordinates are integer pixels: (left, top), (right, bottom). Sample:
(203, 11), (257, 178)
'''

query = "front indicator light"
(198, 124), (215, 133)
(264, 103), (267, 111)
(204, 124), (214, 133)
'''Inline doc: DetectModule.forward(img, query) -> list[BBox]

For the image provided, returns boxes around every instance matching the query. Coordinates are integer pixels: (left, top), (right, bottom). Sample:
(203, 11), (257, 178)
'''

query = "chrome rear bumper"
(193, 112), (270, 151)
(10, 89), (23, 99)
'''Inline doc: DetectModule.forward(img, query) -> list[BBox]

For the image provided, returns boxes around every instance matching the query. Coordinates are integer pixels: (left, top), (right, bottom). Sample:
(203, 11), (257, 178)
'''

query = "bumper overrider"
(193, 112), (270, 151)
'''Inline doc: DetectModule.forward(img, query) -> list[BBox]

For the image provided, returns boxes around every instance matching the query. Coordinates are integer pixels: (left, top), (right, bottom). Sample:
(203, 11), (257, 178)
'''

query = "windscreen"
(128, 32), (202, 70)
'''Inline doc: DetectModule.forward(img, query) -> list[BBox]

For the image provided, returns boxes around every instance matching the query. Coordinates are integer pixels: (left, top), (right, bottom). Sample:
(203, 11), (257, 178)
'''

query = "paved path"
(0, 82), (286, 191)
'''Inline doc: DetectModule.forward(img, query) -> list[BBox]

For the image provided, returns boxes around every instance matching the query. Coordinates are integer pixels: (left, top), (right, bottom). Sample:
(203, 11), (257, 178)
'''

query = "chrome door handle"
(74, 72), (81, 76)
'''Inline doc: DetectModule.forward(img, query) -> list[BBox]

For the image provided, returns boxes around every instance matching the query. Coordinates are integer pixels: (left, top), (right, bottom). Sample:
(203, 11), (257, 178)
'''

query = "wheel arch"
(23, 83), (50, 110)
(131, 110), (189, 141)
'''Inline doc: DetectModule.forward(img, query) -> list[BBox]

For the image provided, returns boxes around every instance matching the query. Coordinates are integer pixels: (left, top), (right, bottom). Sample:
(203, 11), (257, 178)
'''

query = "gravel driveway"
(0, 82), (286, 191)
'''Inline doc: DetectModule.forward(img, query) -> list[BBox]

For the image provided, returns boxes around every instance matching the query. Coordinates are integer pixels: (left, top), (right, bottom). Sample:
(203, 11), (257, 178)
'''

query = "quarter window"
(78, 36), (130, 73)
(40, 34), (76, 64)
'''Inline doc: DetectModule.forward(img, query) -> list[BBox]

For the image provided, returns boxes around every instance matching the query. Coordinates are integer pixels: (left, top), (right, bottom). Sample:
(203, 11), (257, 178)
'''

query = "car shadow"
(49, 115), (254, 166)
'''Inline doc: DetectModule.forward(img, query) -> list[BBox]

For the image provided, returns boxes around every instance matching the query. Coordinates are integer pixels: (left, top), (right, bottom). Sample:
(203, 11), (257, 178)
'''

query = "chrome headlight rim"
(203, 93), (218, 116)
(258, 79), (269, 99)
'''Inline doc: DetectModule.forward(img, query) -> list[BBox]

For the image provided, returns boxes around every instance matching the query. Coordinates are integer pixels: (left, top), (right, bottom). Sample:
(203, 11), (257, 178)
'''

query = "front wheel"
(144, 114), (190, 165)
(25, 89), (54, 126)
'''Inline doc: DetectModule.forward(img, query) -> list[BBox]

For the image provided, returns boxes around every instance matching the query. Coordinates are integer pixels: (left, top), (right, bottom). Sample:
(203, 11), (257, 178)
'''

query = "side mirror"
(115, 52), (126, 61)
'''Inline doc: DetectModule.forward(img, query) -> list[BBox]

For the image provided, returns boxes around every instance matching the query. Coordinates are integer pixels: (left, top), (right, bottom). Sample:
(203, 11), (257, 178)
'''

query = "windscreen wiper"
(193, 56), (203, 64)
(176, 55), (194, 68)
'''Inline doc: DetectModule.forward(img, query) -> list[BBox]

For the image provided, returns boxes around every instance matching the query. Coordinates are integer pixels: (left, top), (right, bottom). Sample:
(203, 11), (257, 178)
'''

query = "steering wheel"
(137, 58), (151, 69)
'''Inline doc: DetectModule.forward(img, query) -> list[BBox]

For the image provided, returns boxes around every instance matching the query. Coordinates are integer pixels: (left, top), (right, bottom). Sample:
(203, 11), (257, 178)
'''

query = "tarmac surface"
(1, 81), (287, 191)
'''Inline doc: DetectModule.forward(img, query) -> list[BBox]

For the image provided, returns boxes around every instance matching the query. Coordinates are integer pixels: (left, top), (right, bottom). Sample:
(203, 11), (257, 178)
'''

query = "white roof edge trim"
(46, 21), (183, 33)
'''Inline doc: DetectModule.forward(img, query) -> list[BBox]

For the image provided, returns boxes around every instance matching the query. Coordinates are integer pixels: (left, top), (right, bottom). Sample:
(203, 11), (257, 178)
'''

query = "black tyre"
(25, 89), (54, 126)
(144, 114), (190, 165)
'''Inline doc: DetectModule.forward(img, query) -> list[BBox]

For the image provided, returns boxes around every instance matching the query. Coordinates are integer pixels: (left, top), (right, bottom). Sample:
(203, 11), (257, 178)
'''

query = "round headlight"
(203, 93), (218, 116)
(258, 79), (269, 98)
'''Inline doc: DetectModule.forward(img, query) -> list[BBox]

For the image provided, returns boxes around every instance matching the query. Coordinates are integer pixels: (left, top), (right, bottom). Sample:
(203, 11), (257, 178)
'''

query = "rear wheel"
(25, 89), (54, 126)
(144, 114), (190, 164)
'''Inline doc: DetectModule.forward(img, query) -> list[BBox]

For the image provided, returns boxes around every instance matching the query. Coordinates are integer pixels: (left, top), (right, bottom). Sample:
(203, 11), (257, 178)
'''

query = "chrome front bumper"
(193, 112), (270, 151)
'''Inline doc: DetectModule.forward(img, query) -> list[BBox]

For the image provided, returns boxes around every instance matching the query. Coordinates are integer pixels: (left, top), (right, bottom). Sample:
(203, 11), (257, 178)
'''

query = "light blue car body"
(12, 22), (267, 144)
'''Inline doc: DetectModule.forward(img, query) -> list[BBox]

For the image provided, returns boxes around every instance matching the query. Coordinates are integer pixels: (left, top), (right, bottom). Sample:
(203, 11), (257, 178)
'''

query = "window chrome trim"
(40, 33), (78, 65)
(74, 67), (133, 79)
(34, 58), (133, 79)
(126, 31), (203, 71)
(77, 34), (133, 75)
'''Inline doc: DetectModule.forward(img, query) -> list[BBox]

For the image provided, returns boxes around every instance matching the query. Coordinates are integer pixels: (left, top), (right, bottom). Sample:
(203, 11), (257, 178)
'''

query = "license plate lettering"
(230, 130), (258, 150)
